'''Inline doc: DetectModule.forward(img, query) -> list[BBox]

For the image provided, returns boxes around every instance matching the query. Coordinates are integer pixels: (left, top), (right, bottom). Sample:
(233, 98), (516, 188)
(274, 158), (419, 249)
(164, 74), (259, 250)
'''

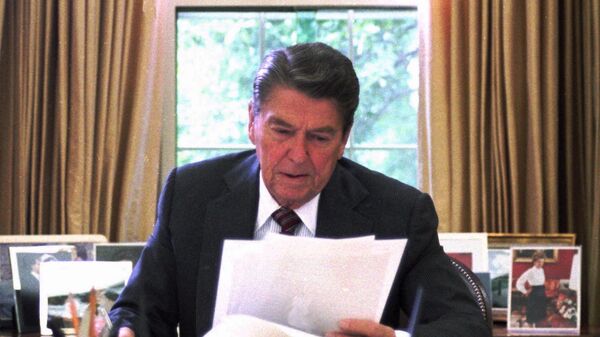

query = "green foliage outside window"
(177, 9), (418, 186)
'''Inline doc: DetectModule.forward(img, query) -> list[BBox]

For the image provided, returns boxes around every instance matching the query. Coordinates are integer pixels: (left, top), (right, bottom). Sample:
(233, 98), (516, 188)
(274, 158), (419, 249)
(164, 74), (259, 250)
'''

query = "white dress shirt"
(516, 266), (546, 294)
(254, 171), (318, 239)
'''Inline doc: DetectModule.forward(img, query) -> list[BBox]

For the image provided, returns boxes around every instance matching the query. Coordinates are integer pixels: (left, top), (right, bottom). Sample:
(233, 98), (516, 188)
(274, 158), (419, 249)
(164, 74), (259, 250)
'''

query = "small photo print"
(39, 261), (132, 336)
(94, 242), (145, 268)
(508, 246), (581, 335)
(9, 245), (77, 333)
(489, 249), (510, 309)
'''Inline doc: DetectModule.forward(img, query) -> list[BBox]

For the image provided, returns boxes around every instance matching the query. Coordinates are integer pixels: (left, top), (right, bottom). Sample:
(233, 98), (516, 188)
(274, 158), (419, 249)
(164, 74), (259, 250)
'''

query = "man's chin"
(272, 190), (314, 209)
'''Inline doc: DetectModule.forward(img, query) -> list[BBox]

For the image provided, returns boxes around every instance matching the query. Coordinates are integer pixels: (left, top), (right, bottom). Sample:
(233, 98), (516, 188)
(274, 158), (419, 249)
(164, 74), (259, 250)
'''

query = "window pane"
(264, 12), (297, 49)
(177, 12), (258, 148)
(263, 12), (349, 51)
(352, 12), (418, 145)
(351, 148), (418, 187)
(177, 149), (249, 167)
(177, 9), (419, 187)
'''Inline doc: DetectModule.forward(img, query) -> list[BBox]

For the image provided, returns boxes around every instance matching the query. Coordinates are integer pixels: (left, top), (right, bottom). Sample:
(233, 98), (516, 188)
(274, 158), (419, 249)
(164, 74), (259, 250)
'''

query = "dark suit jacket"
(109, 150), (491, 337)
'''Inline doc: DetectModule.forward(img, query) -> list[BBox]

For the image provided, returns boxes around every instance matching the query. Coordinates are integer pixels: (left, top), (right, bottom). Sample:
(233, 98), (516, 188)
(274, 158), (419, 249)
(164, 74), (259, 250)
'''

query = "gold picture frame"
(487, 233), (576, 249)
(486, 233), (576, 323)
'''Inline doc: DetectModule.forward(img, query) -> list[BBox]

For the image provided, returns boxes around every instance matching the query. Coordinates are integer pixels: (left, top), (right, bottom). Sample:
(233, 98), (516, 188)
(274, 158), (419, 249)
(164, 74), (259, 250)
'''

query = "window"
(176, 8), (418, 186)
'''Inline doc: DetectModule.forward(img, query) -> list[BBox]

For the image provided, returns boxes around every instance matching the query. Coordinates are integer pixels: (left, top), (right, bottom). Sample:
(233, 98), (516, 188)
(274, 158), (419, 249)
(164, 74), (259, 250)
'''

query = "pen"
(88, 288), (97, 337)
(68, 294), (80, 335)
(406, 286), (423, 336)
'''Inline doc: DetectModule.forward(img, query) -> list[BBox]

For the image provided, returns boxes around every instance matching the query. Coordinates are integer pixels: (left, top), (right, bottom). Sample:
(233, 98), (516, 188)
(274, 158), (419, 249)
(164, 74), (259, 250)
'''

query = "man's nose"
(287, 135), (309, 163)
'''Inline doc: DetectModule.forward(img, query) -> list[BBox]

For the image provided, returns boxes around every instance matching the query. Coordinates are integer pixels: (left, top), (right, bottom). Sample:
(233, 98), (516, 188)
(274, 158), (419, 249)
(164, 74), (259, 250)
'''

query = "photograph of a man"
(10, 247), (73, 333)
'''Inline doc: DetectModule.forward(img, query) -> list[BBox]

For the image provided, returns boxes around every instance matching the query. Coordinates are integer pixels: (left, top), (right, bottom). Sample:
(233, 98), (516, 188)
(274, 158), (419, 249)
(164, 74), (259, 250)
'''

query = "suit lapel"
(316, 164), (374, 238)
(196, 154), (260, 334)
(202, 154), (260, 247)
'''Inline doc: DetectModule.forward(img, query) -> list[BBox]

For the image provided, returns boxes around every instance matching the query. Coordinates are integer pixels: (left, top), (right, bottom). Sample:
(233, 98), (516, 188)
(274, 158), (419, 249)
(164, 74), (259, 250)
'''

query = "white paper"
(206, 314), (318, 337)
(212, 236), (406, 336)
(38, 261), (132, 335)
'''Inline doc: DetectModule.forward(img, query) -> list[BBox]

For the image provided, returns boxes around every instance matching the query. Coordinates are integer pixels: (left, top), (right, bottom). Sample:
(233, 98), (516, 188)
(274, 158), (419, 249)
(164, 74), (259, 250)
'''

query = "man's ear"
(248, 101), (256, 145)
(338, 129), (351, 159)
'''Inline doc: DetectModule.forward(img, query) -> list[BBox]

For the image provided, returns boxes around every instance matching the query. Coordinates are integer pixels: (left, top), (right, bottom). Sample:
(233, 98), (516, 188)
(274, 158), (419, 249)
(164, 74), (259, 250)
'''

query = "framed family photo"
(486, 233), (576, 322)
(0, 234), (107, 329)
(9, 245), (76, 333)
(94, 242), (146, 268)
(507, 246), (581, 335)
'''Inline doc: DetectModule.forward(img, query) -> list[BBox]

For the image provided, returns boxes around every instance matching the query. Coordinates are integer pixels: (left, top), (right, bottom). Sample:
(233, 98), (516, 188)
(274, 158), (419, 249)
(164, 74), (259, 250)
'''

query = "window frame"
(162, 0), (418, 186)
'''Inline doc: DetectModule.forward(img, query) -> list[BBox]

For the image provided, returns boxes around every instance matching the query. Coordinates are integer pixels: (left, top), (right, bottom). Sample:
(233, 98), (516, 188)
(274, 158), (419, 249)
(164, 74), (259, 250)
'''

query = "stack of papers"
(211, 235), (407, 336)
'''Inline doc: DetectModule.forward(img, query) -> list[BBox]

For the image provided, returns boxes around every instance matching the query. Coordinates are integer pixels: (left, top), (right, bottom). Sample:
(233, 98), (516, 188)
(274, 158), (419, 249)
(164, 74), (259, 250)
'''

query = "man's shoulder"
(175, 150), (256, 179)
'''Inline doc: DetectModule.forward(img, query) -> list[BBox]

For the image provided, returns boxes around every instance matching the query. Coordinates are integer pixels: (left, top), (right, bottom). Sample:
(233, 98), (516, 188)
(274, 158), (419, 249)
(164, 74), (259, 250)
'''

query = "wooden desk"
(493, 325), (600, 337)
(3, 327), (600, 337)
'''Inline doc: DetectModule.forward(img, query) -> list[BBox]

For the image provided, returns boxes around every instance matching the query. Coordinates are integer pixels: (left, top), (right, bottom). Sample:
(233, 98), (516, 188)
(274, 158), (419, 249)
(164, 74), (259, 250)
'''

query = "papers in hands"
(205, 314), (319, 337)
(212, 235), (407, 336)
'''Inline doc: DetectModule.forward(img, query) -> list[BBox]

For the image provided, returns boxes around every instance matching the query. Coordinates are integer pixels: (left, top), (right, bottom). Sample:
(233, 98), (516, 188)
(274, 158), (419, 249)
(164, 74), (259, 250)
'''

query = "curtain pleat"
(559, 0), (600, 327)
(0, 0), (167, 241)
(420, 0), (599, 327)
(0, 0), (5, 52)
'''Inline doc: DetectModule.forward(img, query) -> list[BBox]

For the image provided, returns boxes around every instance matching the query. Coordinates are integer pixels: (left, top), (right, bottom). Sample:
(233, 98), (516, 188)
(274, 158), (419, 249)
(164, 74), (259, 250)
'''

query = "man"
(109, 42), (491, 337)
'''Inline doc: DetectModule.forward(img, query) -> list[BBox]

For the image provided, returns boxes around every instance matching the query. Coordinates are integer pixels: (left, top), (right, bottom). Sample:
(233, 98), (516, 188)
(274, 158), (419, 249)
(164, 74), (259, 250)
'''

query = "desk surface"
(493, 325), (600, 337)
(2, 327), (600, 337)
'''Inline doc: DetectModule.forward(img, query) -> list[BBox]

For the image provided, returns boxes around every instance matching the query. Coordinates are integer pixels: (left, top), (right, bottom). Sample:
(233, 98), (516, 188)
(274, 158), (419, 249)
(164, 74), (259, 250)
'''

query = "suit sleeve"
(398, 193), (491, 337)
(109, 169), (180, 337)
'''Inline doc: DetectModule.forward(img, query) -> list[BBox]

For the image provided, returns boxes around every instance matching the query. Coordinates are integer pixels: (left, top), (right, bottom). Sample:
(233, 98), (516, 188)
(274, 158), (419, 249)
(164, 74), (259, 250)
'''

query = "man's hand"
(325, 319), (396, 337)
(117, 327), (135, 337)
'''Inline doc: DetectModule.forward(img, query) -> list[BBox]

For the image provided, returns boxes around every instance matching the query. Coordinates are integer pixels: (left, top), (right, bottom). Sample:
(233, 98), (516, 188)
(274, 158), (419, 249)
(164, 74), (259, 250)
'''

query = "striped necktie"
(271, 207), (302, 235)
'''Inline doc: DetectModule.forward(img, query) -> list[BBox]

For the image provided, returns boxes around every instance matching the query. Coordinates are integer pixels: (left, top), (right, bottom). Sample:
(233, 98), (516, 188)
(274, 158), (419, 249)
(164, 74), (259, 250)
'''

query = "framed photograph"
(94, 242), (146, 268)
(488, 249), (511, 321)
(9, 245), (77, 333)
(38, 261), (132, 336)
(0, 234), (107, 329)
(487, 233), (576, 249)
(438, 233), (488, 273)
(486, 233), (576, 322)
(507, 246), (581, 335)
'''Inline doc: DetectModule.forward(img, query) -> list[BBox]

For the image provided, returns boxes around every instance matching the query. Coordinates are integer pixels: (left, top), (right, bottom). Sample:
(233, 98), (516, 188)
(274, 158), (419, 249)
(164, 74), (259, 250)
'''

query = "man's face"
(248, 86), (349, 209)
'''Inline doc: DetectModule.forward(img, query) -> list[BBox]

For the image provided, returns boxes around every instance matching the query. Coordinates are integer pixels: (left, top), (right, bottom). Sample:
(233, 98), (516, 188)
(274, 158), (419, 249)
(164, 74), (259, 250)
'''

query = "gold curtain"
(0, 0), (5, 54)
(0, 0), (169, 241)
(419, 0), (599, 327)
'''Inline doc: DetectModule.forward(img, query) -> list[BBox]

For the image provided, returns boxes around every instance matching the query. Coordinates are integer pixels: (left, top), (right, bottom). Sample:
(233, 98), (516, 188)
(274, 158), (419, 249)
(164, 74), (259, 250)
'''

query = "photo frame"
(488, 248), (511, 317)
(487, 233), (576, 249)
(94, 242), (146, 269)
(438, 232), (489, 273)
(9, 245), (77, 333)
(486, 233), (576, 323)
(0, 234), (107, 329)
(507, 246), (581, 335)
(39, 261), (132, 336)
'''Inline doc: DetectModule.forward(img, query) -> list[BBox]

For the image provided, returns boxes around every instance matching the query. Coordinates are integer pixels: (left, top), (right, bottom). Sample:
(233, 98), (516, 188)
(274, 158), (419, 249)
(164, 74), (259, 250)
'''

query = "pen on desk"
(68, 294), (80, 335)
(406, 286), (424, 336)
(89, 287), (97, 337)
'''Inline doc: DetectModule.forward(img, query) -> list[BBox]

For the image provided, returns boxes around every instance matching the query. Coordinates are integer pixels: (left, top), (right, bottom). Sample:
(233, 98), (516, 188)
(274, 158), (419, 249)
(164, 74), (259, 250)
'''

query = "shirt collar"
(256, 170), (319, 235)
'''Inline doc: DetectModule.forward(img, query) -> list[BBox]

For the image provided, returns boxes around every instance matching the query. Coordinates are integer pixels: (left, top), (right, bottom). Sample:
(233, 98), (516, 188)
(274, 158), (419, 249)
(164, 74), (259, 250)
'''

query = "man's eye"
(311, 134), (331, 143)
(274, 128), (291, 135)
